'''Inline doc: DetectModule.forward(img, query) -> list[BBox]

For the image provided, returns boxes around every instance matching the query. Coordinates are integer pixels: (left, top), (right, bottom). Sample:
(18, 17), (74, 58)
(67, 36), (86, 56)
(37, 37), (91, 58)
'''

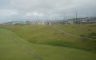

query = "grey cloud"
(0, 0), (96, 23)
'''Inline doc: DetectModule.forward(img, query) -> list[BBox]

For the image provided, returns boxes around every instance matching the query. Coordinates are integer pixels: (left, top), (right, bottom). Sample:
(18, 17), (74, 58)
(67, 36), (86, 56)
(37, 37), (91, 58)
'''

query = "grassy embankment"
(0, 24), (96, 60)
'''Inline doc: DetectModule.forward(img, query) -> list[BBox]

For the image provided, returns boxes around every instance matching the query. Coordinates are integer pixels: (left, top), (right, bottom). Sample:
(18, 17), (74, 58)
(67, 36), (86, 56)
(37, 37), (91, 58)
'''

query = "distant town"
(2, 17), (96, 25)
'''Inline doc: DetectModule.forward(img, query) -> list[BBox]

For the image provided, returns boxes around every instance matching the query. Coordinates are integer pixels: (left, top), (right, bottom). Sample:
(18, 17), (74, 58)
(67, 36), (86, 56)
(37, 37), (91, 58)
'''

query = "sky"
(0, 0), (96, 23)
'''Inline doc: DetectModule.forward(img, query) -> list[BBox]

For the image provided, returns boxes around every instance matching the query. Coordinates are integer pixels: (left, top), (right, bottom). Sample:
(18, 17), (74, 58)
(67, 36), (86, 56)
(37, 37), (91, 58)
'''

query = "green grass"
(0, 24), (96, 60)
(0, 29), (41, 60)
(1, 24), (96, 51)
(32, 44), (96, 60)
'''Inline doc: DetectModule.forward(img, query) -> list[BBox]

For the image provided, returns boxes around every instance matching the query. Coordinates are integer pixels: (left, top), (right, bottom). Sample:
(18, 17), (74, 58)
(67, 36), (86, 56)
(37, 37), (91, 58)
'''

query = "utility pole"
(75, 8), (78, 24)
(76, 9), (78, 21)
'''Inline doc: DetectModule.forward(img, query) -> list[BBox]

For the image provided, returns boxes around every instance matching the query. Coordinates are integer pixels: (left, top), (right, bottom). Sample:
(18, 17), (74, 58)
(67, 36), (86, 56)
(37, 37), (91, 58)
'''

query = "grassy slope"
(1, 24), (96, 51)
(0, 28), (96, 60)
(0, 29), (41, 60)
(32, 44), (96, 60)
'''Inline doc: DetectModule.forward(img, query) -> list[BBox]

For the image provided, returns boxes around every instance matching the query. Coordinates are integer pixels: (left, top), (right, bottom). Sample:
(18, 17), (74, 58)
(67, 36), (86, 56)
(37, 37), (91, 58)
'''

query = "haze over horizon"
(0, 0), (96, 23)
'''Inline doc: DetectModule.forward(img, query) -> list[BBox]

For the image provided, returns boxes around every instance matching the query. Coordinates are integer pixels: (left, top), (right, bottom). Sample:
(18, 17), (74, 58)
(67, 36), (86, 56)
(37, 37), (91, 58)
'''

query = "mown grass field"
(0, 24), (96, 60)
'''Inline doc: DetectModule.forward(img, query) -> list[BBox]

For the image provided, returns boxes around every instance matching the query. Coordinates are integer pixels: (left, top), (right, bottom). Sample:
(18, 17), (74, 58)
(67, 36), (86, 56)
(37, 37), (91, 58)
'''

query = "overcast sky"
(0, 0), (96, 23)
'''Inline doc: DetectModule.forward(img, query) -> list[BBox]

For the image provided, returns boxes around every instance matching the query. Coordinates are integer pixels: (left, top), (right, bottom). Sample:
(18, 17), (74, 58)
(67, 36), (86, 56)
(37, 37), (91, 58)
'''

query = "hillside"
(1, 24), (96, 51)
(0, 28), (96, 60)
